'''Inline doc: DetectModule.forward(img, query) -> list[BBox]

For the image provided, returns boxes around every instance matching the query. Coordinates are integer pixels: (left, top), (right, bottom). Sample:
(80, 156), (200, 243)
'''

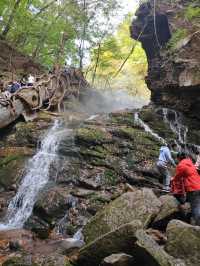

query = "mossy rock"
(109, 112), (135, 126)
(75, 127), (113, 146)
(77, 221), (142, 266)
(102, 169), (119, 186)
(15, 122), (40, 147)
(0, 154), (27, 190)
(83, 189), (161, 244)
(166, 220), (200, 266)
(79, 145), (108, 159)
(133, 230), (185, 266)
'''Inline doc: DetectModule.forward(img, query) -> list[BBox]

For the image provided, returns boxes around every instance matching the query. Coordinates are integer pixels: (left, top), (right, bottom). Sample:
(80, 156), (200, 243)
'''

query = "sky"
(121, 0), (139, 16)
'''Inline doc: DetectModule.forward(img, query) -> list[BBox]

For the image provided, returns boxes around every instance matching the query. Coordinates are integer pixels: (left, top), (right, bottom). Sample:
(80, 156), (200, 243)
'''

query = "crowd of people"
(157, 142), (200, 226)
(1, 74), (35, 98)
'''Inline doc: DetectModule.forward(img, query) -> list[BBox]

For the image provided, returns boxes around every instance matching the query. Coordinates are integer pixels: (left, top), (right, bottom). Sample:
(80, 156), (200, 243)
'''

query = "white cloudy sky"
(121, 0), (139, 14)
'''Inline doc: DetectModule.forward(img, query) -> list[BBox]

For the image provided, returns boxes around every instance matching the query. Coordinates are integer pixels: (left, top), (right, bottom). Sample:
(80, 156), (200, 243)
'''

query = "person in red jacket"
(171, 152), (200, 225)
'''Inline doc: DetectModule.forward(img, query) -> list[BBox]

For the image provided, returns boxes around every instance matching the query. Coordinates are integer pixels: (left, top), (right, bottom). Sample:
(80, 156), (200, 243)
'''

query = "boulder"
(24, 215), (51, 239)
(152, 195), (180, 229)
(83, 189), (161, 243)
(101, 253), (134, 266)
(76, 220), (142, 266)
(33, 186), (72, 223)
(133, 229), (185, 266)
(166, 220), (200, 266)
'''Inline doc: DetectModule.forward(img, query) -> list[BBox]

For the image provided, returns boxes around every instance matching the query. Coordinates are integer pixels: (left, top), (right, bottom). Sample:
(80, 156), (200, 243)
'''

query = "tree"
(0, 0), (122, 69)
(87, 13), (150, 98)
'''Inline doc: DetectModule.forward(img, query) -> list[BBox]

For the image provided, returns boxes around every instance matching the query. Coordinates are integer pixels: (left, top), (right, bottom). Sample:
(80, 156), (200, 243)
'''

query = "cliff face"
(130, 0), (200, 119)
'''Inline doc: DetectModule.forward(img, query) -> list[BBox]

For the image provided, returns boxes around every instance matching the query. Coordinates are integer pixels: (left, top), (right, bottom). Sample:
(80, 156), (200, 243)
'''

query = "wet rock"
(133, 229), (185, 266)
(33, 186), (72, 223)
(24, 215), (51, 239)
(0, 155), (27, 191)
(26, 186), (79, 238)
(101, 253), (134, 266)
(83, 189), (161, 244)
(76, 220), (142, 266)
(166, 220), (200, 266)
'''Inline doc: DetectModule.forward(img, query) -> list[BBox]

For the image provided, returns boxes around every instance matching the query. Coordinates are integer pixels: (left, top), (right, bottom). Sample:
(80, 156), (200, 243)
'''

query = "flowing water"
(134, 112), (166, 144)
(0, 120), (63, 230)
(162, 108), (188, 144)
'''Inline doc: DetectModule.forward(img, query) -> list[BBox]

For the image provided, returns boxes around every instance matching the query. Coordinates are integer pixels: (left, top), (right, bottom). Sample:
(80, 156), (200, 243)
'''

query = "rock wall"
(130, 0), (200, 119)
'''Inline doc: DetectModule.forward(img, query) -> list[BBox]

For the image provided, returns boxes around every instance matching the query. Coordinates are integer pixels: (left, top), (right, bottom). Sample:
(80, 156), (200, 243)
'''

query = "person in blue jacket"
(157, 142), (177, 192)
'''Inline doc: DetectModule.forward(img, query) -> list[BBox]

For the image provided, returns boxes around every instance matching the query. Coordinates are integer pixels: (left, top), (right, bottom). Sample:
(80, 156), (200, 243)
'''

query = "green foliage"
(103, 169), (118, 186)
(0, 0), (121, 68)
(87, 13), (149, 98)
(167, 28), (188, 50)
(185, 5), (200, 20)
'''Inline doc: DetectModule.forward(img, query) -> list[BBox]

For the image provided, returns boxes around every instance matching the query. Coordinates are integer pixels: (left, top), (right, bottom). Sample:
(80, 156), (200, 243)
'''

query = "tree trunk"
(2, 0), (21, 37)
(92, 42), (101, 85)
(54, 32), (68, 72)
(79, 0), (87, 70)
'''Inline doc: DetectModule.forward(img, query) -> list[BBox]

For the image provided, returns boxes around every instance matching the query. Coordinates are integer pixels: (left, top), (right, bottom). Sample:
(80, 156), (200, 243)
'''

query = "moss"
(109, 112), (135, 126)
(65, 262), (73, 266)
(75, 127), (112, 145)
(185, 5), (200, 20)
(0, 155), (26, 189)
(79, 145), (107, 159)
(167, 29), (188, 50)
(66, 224), (77, 235)
(103, 169), (118, 186)
(0, 154), (22, 167)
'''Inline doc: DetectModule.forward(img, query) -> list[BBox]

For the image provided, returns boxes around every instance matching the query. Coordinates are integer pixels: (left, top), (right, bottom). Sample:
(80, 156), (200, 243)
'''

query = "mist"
(66, 88), (149, 117)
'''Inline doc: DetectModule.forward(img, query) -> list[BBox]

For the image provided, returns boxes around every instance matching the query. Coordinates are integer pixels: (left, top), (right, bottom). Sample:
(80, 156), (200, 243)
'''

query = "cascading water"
(134, 112), (166, 144)
(0, 120), (62, 230)
(162, 108), (188, 144)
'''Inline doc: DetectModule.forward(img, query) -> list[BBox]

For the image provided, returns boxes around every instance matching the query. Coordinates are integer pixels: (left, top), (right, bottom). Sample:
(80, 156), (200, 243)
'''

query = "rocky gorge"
(0, 0), (200, 266)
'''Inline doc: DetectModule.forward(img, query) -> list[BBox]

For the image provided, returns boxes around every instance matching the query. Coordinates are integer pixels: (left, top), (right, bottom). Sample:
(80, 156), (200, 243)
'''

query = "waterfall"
(134, 112), (166, 144)
(0, 120), (62, 230)
(162, 108), (188, 144)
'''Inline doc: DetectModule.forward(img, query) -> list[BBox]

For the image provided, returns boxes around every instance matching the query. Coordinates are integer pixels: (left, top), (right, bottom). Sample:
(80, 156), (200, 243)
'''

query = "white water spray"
(134, 112), (166, 144)
(0, 120), (62, 230)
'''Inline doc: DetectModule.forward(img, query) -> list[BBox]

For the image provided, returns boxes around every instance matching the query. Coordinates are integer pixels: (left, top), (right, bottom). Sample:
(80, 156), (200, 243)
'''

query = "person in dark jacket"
(171, 152), (200, 225)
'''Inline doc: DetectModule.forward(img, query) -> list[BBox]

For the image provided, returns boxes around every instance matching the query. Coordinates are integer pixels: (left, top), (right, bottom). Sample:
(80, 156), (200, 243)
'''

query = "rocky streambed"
(0, 102), (200, 265)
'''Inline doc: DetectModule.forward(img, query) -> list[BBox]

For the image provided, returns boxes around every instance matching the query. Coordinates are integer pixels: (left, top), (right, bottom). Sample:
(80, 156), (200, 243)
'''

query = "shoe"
(161, 188), (170, 193)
